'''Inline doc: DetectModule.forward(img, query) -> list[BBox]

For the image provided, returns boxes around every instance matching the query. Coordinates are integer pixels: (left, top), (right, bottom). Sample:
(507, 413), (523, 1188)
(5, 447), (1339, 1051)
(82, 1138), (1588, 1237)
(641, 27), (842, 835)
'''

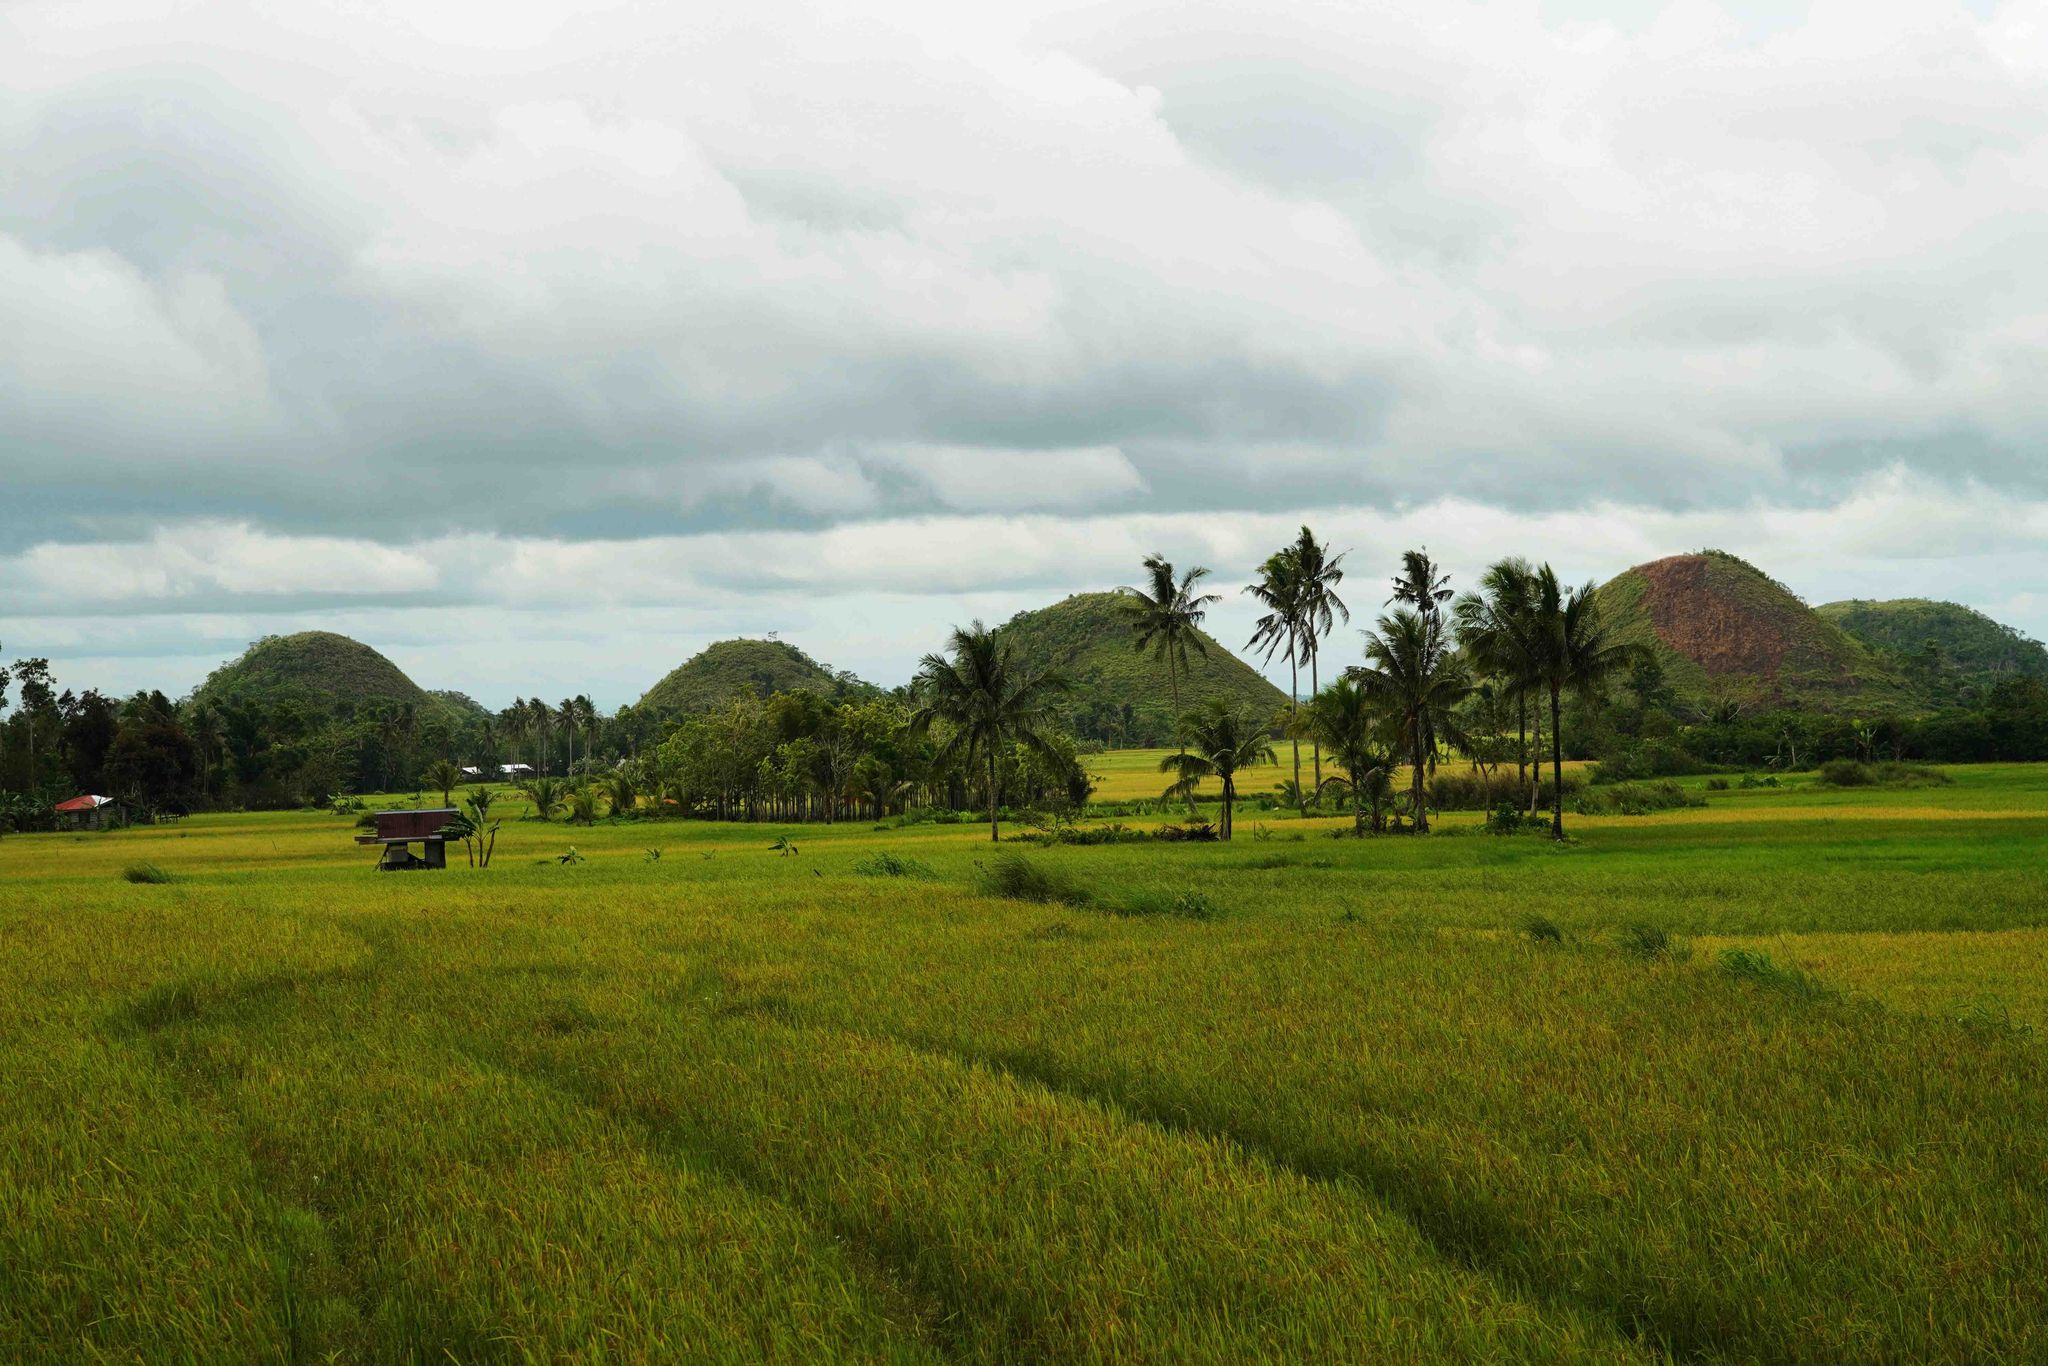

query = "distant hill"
(1593, 552), (1915, 712)
(428, 689), (495, 723)
(192, 631), (464, 724)
(637, 638), (871, 713)
(994, 591), (1288, 745)
(1817, 599), (2048, 684)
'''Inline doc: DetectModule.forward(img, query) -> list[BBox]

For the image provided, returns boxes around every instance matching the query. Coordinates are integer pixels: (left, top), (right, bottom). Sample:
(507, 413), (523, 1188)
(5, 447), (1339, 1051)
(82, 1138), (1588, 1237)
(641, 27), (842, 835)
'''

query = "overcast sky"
(4, 0), (2045, 707)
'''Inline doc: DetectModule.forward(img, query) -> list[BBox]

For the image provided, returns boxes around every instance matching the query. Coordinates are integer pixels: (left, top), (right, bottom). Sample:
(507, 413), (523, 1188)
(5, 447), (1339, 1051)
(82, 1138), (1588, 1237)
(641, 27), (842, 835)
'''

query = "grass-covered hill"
(995, 592), (1288, 745)
(1817, 598), (2048, 684)
(1594, 552), (1915, 712)
(192, 631), (460, 723)
(637, 639), (870, 714)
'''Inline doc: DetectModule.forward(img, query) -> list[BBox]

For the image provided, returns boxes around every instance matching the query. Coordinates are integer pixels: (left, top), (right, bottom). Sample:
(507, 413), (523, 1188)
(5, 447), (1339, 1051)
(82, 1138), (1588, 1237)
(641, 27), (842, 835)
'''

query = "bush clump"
(977, 854), (1091, 906)
(1521, 914), (1564, 945)
(1588, 740), (1711, 784)
(1430, 770), (1586, 812)
(1152, 821), (1219, 842)
(1816, 759), (1952, 789)
(853, 852), (937, 878)
(121, 862), (175, 885)
(1572, 781), (1705, 816)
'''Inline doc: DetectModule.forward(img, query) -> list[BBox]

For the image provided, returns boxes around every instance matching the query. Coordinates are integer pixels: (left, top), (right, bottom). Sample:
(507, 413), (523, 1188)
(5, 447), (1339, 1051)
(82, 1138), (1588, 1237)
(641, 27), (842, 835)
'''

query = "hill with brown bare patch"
(1593, 552), (1915, 712)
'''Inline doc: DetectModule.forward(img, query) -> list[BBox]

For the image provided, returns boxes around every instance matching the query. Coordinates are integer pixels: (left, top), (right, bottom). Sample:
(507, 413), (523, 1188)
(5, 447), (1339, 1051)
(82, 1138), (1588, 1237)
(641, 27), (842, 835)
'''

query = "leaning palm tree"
(1159, 702), (1275, 840)
(1289, 526), (1349, 793)
(1245, 548), (1306, 811)
(420, 759), (462, 809)
(1121, 555), (1221, 812)
(1454, 557), (1540, 812)
(908, 623), (1068, 842)
(1353, 609), (1472, 834)
(1525, 566), (1643, 839)
(1306, 675), (1392, 836)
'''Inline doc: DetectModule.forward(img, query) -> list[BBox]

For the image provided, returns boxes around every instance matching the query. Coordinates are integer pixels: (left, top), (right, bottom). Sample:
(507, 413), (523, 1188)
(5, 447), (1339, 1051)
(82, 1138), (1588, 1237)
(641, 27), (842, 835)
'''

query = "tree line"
(7, 541), (2048, 836)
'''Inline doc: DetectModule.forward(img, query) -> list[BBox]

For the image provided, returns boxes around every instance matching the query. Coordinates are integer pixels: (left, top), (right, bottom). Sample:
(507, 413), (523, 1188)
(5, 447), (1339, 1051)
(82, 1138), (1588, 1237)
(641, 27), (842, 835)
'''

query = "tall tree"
(1453, 557), (1540, 813)
(1388, 549), (1453, 619)
(1306, 675), (1392, 837)
(13, 659), (55, 793)
(1525, 566), (1642, 839)
(908, 622), (1068, 842)
(1289, 526), (1350, 793)
(1245, 549), (1306, 811)
(1120, 555), (1220, 813)
(1158, 702), (1274, 840)
(1353, 608), (1471, 834)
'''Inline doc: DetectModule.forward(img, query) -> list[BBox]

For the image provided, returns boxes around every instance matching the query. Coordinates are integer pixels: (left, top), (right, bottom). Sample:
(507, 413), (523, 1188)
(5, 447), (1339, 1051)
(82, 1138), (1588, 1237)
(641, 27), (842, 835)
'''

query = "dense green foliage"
(636, 639), (872, 714)
(193, 632), (464, 727)
(1819, 597), (2048, 691)
(995, 592), (1286, 745)
(4, 769), (2047, 1360)
(1594, 551), (1913, 712)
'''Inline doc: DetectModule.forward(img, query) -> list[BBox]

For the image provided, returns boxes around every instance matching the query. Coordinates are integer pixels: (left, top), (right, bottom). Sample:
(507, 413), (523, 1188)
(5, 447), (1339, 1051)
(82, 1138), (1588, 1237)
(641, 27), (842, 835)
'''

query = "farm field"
(3, 763), (2047, 1361)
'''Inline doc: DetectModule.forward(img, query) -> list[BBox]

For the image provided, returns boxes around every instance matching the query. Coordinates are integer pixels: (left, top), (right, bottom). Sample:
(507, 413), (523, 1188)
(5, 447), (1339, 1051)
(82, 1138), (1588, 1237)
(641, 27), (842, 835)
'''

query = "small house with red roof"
(54, 795), (116, 831)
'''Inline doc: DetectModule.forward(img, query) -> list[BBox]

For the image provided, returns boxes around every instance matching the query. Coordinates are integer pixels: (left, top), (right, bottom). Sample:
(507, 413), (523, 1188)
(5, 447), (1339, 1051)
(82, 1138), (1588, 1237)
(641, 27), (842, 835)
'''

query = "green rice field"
(4, 762), (2046, 1361)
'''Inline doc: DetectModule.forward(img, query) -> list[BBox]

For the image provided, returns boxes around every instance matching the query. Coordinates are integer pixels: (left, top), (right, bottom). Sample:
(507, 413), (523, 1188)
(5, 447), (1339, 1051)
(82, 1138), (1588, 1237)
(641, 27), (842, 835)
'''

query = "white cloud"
(3, 0), (2046, 695)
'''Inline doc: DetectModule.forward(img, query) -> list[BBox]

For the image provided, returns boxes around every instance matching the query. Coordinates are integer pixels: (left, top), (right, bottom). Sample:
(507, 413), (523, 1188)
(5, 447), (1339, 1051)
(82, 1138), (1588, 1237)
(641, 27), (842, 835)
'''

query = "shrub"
(1572, 781), (1704, 816)
(977, 854), (1091, 906)
(1486, 801), (1548, 835)
(853, 852), (936, 878)
(1818, 758), (1873, 787)
(1738, 774), (1780, 789)
(1118, 887), (1223, 920)
(1817, 760), (1952, 789)
(121, 862), (174, 885)
(1152, 821), (1219, 843)
(1589, 741), (1709, 784)
(1704, 778), (1731, 791)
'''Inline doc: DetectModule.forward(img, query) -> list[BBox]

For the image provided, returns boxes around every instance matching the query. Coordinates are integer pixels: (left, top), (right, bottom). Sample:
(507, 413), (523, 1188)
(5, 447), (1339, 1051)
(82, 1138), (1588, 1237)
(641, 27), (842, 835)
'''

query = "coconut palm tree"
(1353, 609), (1471, 834)
(1158, 702), (1274, 840)
(421, 759), (462, 808)
(1289, 526), (1349, 793)
(1306, 676), (1392, 836)
(1525, 566), (1643, 839)
(1245, 549), (1306, 811)
(1388, 548), (1453, 619)
(519, 774), (565, 822)
(604, 769), (638, 818)
(1121, 555), (1221, 813)
(1454, 557), (1540, 813)
(908, 622), (1068, 842)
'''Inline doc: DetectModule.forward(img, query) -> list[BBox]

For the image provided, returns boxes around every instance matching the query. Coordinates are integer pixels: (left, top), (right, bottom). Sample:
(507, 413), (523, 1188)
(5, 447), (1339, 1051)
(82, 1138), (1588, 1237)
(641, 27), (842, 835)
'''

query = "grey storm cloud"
(4, 0), (2048, 702)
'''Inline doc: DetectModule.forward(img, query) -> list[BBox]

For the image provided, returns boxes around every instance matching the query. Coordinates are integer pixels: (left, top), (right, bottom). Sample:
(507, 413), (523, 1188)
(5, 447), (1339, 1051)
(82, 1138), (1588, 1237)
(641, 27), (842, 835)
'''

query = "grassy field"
(3, 764), (2047, 1361)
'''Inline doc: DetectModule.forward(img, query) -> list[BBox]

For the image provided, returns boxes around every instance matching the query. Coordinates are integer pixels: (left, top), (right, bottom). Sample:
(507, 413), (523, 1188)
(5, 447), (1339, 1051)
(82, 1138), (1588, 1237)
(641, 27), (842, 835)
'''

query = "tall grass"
(0, 766), (2044, 1359)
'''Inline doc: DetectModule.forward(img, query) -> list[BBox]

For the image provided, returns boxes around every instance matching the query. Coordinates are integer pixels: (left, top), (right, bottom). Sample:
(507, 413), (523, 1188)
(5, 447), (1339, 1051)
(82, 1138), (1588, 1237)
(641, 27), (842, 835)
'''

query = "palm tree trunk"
(987, 752), (1000, 842)
(1173, 653), (1197, 818)
(1309, 647), (1322, 797)
(1221, 775), (1234, 840)
(1288, 631), (1302, 814)
(1550, 684), (1566, 840)
(1516, 693), (1528, 810)
(1412, 717), (1429, 835)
